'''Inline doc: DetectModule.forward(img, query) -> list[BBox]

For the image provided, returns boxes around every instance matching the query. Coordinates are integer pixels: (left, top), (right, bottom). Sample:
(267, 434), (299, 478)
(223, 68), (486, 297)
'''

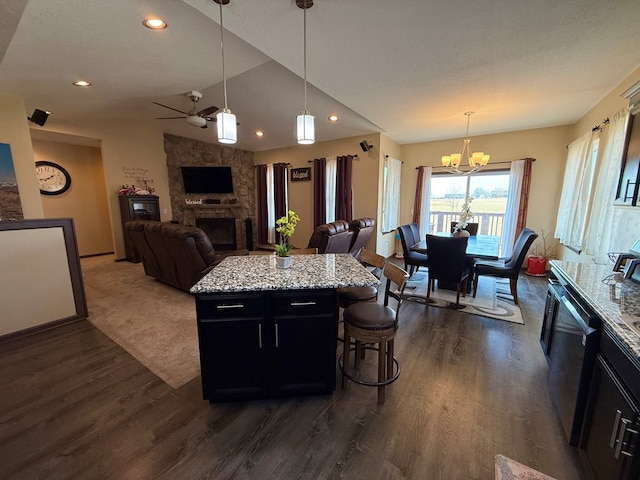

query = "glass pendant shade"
(297, 111), (315, 144)
(217, 108), (237, 144)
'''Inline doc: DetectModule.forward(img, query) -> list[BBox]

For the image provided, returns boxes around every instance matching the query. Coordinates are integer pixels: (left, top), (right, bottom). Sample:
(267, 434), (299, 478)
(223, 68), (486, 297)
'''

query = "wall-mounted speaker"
(28, 109), (50, 126)
(359, 140), (373, 152)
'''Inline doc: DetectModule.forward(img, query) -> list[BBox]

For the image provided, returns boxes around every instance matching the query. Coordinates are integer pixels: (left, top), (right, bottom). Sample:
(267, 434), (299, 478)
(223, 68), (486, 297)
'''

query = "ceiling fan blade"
(197, 105), (218, 117)
(155, 116), (186, 120)
(152, 101), (188, 115)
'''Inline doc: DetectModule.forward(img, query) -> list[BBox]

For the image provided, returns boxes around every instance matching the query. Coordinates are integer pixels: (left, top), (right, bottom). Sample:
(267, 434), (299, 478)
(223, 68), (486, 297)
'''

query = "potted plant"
(274, 210), (300, 269)
(526, 228), (556, 276)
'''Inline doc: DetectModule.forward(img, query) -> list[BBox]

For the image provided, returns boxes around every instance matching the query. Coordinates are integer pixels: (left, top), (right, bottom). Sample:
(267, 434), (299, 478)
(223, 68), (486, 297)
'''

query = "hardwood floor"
(0, 265), (587, 480)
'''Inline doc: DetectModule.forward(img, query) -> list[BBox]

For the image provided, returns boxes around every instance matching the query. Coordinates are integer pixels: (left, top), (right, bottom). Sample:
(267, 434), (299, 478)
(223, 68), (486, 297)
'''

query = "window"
(428, 170), (510, 249)
(381, 156), (402, 233)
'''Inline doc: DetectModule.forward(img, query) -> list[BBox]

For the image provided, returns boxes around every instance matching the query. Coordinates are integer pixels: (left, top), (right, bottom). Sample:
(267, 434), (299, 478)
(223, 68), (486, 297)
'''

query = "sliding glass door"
(428, 171), (510, 252)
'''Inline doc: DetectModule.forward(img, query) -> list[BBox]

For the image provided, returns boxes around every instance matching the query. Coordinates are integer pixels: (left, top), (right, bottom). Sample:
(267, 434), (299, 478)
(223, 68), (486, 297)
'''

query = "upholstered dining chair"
(450, 221), (479, 236)
(397, 224), (428, 275)
(472, 228), (538, 305)
(425, 234), (472, 307)
(339, 261), (409, 404)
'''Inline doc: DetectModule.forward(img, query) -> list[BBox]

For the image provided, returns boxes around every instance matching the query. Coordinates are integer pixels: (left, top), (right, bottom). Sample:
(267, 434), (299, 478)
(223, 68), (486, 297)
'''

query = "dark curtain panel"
(273, 163), (288, 221)
(516, 157), (534, 238)
(413, 166), (425, 225)
(256, 164), (268, 244)
(335, 155), (353, 222)
(312, 157), (327, 227)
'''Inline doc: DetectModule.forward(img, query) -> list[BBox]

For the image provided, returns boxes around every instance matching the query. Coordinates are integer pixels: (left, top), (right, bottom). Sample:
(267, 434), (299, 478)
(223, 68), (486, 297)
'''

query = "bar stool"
(336, 248), (385, 309)
(339, 262), (409, 404)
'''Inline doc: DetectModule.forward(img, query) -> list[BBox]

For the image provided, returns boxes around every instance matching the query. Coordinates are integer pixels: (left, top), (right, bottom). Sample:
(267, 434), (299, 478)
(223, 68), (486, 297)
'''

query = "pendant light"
(441, 111), (490, 175)
(214, 0), (237, 144)
(296, 0), (314, 144)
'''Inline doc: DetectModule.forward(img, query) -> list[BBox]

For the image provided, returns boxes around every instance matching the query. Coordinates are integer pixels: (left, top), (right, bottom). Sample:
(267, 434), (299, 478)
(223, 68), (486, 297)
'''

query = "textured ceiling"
(1, 0), (640, 152)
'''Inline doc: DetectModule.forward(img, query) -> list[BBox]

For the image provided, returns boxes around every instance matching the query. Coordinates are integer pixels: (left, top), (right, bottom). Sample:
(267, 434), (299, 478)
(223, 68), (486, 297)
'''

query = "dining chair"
(450, 221), (479, 236)
(339, 262), (409, 404)
(397, 224), (428, 275)
(425, 234), (472, 307)
(472, 228), (538, 305)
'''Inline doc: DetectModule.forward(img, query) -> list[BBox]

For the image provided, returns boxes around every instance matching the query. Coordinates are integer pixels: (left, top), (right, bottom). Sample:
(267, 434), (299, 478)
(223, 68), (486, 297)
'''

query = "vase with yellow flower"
(274, 210), (300, 269)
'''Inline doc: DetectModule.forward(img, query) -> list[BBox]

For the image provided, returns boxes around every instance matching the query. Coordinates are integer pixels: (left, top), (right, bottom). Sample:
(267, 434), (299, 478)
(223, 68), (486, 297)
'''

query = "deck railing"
(429, 211), (505, 237)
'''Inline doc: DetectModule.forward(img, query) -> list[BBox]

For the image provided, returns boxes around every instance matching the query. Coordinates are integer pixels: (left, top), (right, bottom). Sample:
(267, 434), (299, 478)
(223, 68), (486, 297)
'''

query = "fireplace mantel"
(184, 204), (245, 210)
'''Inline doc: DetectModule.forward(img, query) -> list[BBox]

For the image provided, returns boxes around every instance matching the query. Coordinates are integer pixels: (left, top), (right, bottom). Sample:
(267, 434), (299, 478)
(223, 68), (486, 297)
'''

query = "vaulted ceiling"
(1, 0), (640, 152)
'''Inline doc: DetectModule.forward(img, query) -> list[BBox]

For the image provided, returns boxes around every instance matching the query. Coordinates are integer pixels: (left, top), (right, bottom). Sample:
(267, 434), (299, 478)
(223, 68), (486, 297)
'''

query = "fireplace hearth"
(196, 218), (237, 251)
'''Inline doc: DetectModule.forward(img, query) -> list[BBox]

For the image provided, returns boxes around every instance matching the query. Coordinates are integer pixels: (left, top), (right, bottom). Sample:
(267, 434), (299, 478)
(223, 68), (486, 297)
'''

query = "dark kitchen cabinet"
(195, 289), (338, 402)
(581, 332), (640, 480)
(119, 195), (160, 262)
(615, 113), (640, 206)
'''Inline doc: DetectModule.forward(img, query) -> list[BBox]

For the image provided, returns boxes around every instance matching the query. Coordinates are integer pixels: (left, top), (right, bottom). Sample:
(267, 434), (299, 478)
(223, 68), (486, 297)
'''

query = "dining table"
(410, 233), (500, 259)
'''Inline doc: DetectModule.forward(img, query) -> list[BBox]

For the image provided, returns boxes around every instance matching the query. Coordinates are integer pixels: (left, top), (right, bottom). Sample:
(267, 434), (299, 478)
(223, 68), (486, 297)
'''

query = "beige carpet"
(81, 255), (200, 389)
(401, 271), (525, 324)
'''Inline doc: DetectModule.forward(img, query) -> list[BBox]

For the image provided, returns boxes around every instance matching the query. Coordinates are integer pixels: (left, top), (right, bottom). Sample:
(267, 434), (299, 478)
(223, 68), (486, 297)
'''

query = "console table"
(190, 253), (379, 402)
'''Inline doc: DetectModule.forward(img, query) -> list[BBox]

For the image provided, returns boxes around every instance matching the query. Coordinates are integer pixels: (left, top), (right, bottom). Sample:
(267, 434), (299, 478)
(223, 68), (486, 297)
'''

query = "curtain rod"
(414, 158), (536, 170)
(307, 154), (359, 163)
(592, 117), (610, 132)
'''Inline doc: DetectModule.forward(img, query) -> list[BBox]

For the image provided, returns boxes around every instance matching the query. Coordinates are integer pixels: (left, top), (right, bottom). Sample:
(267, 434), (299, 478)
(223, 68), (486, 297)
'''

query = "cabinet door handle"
(614, 418), (633, 459)
(274, 324), (279, 348)
(216, 303), (244, 309)
(258, 324), (262, 349)
(610, 410), (623, 448)
(290, 301), (316, 306)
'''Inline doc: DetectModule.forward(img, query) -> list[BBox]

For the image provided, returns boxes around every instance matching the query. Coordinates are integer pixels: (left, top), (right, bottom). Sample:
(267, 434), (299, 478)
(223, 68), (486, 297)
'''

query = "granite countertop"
(551, 260), (640, 360)
(190, 253), (380, 294)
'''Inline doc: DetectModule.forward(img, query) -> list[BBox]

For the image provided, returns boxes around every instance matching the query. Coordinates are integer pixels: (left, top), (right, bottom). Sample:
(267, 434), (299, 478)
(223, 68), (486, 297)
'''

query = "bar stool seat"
(339, 262), (408, 404)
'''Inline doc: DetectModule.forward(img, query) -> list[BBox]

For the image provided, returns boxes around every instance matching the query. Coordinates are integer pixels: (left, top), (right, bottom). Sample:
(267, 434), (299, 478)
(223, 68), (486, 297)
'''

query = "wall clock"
(35, 161), (71, 195)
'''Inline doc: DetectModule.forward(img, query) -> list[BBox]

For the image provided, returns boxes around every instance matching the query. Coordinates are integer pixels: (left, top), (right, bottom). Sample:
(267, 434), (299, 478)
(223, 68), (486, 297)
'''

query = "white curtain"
(382, 155), (402, 232)
(501, 160), (524, 259)
(555, 130), (598, 249)
(418, 166), (432, 238)
(325, 157), (337, 223)
(584, 107), (630, 263)
(266, 164), (276, 243)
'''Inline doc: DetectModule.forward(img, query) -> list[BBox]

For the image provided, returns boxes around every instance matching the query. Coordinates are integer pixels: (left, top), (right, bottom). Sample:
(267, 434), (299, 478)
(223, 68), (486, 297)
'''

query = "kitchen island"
(548, 261), (640, 480)
(190, 253), (379, 402)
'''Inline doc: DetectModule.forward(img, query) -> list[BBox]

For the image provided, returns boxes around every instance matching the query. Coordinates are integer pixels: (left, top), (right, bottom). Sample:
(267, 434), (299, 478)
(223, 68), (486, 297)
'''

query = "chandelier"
(441, 111), (490, 175)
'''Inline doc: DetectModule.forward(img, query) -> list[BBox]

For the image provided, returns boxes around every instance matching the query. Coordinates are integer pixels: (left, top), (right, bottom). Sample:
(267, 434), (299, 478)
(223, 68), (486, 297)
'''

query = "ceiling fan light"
(186, 115), (206, 128)
(217, 109), (237, 144)
(297, 112), (315, 144)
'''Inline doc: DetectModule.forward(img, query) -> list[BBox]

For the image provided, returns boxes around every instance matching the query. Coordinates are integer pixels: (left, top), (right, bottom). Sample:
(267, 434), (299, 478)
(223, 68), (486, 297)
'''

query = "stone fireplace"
(163, 133), (256, 250)
(196, 217), (237, 251)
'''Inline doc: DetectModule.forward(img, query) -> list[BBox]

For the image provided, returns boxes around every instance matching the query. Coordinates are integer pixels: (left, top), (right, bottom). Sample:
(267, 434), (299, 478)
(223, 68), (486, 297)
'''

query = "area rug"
(81, 255), (200, 389)
(400, 271), (524, 324)
(494, 454), (557, 480)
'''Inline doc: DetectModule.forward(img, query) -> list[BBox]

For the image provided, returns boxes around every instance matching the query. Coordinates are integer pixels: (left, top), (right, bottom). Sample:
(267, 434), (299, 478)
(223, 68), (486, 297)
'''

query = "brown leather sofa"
(307, 220), (354, 254)
(348, 217), (375, 257)
(124, 220), (247, 292)
(306, 218), (376, 255)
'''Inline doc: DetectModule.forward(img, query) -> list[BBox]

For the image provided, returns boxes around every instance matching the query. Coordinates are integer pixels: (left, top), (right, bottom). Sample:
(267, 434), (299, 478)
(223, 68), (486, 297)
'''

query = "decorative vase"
(452, 229), (470, 238)
(526, 256), (548, 276)
(275, 255), (292, 269)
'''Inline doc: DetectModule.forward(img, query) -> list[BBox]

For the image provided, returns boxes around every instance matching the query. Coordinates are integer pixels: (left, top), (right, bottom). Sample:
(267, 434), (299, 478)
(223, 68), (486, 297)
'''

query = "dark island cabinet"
(581, 330), (640, 480)
(195, 289), (338, 402)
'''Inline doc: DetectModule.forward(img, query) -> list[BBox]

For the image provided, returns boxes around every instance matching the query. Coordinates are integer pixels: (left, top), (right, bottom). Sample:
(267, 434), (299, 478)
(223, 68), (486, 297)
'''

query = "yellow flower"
(275, 210), (300, 257)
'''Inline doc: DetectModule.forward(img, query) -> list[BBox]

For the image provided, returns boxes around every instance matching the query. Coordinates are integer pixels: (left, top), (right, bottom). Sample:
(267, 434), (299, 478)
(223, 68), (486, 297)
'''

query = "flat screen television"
(181, 166), (234, 194)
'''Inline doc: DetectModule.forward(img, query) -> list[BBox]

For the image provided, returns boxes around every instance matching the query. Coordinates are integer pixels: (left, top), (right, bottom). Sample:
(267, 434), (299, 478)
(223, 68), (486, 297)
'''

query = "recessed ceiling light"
(255, 130), (264, 137)
(73, 80), (91, 87)
(143, 18), (167, 30)
(328, 114), (339, 122)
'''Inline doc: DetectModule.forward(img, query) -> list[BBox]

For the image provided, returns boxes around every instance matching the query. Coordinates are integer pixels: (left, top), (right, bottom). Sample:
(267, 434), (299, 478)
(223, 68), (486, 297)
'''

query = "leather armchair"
(307, 220), (354, 254)
(348, 217), (375, 258)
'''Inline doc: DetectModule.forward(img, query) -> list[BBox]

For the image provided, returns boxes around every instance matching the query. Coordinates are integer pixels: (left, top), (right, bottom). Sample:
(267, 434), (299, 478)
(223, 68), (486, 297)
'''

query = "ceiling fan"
(153, 91), (218, 129)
